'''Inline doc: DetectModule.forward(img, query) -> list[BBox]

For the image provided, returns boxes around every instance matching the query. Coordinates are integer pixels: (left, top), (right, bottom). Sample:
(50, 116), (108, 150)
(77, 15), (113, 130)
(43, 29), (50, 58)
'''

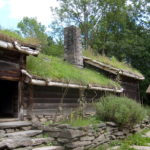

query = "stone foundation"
(32, 118), (150, 150)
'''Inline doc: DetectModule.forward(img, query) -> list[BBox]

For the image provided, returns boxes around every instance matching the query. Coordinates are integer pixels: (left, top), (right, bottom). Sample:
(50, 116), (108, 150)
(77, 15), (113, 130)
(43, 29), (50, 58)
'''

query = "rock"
(145, 131), (150, 137)
(57, 138), (70, 143)
(109, 135), (116, 140)
(66, 141), (91, 148)
(14, 147), (33, 150)
(40, 118), (47, 123)
(106, 122), (117, 127)
(72, 146), (84, 150)
(0, 130), (5, 138)
(59, 129), (85, 138)
(114, 132), (124, 136)
(6, 129), (15, 133)
(1, 137), (32, 149)
(21, 126), (32, 131)
(80, 136), (95, 141)
(47, 131), (60, 138)
(5, 130), (42, 137)
(57, 124), (71, 129)
(131, 145), (150, 150)
(0, 130), (5, 134)
(43, 126), (61, 132)
(32, 137), (54, 146)
(0, 121), (32, 129)
(107, 146), (120, 150)
(97, 123), (106, 128)
(0, 141), (6, 149)
(93, 134), (105, 143)
(33, 146), (64, 150)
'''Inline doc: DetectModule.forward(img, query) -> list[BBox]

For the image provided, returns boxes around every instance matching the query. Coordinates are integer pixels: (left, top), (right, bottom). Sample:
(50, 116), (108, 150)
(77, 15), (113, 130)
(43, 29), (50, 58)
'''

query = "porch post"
(18, 80), (24, 120)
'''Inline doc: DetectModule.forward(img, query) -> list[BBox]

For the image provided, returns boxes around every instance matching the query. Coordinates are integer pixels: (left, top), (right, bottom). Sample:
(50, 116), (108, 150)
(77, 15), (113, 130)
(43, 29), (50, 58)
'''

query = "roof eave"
(146, 85), (150, 93)
(83, 56), (144, 81)
(21, 69), (123, 93)
(0, 40), (40, 56)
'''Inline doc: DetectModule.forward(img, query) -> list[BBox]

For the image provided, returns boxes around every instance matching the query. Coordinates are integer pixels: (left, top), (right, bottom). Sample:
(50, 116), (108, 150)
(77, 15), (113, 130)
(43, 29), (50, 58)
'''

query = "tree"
(17, 17), (48, 47)
(51, 0), (100, 48)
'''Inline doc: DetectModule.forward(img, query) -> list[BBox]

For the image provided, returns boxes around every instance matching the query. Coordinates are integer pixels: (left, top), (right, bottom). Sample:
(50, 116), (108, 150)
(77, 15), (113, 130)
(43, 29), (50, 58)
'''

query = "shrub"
(95, 95), (146, 127)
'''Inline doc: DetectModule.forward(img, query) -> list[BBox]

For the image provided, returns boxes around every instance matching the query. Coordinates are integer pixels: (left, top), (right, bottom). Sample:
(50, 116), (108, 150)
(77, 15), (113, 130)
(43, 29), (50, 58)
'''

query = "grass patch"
(0, 29), (40, 46)
(59, 116), (100, 127)
(27, 54), (120, 88)
(84, 50), (143, 76)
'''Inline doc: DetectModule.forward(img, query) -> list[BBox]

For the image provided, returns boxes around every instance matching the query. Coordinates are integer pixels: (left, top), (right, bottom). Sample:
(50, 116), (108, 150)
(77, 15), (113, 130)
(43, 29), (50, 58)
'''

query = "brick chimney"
(64, 26), (83, 68)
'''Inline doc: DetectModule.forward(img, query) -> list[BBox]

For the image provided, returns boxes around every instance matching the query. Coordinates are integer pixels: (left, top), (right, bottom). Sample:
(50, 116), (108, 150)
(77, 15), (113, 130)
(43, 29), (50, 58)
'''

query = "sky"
(0, 0), (59, 30)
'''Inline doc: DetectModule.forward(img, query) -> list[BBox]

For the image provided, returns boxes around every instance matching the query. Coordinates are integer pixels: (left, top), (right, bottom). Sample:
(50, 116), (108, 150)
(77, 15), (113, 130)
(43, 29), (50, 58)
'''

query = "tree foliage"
(52, 0), (150, 104)
(17, 17), (48, 47)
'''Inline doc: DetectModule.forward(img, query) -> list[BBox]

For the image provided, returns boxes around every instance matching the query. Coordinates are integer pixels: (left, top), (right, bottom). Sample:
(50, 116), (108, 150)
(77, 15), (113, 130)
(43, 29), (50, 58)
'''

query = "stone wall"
(64, 26), (83, 68)
(33, 118), (150, 150)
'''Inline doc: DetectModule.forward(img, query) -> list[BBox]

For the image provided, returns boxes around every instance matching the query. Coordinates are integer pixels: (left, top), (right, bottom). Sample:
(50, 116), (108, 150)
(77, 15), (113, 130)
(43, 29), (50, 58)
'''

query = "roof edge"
(146, 85), (150, 93)
(21, 69), (124, 93)
(83, 56), (145, 80)
(0, 40), (40, 56)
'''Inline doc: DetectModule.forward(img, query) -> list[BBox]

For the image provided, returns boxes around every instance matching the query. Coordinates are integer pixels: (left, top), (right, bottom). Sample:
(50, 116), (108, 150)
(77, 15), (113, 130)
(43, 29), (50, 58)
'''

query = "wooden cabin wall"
(84, 62), (140, 101)
(120, 76), (140, 101)
(84, 62), (116, 80)
(0, 48), (26, 81)
(23, 84), (109, 117)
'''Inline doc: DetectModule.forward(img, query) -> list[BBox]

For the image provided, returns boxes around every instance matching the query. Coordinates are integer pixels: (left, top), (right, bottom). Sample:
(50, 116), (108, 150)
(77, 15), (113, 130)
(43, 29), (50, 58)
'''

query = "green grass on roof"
(27, 54), (120, 88)
(0, 29), (40, 46)
(84, 50), (143, 76)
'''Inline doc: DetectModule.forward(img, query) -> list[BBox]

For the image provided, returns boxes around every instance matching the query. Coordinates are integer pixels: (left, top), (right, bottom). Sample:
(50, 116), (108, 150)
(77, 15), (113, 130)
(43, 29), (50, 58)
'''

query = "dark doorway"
(0, 79), (18, 118)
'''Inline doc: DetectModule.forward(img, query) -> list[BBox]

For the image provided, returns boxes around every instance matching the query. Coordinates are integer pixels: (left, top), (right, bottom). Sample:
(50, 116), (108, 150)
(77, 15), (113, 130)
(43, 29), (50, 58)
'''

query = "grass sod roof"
(83, 50), (143, 78)
(0, 30), (40, 48)
(26, 54), (121, 89)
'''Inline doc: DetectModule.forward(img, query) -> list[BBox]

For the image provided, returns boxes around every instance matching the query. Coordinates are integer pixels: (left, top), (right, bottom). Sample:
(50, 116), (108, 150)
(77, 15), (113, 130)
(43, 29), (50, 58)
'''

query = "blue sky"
(0, 0), (59, 30)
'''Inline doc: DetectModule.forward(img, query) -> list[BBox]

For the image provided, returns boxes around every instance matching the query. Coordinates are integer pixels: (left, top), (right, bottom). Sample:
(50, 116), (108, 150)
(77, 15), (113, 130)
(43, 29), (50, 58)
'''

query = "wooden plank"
(0, 48), (20, 63)
(0, 75), (19, 81)
(26, 98), (78, 103)
(33, 103), (80, 109)
(27, 85), (34, 118)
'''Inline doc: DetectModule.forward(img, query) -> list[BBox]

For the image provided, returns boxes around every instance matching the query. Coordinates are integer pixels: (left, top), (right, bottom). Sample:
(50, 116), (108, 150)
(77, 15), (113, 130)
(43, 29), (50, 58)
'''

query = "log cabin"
(0, 26), (144, 121)
(83, 56), (144, 101)
(0, 33), (40, 119)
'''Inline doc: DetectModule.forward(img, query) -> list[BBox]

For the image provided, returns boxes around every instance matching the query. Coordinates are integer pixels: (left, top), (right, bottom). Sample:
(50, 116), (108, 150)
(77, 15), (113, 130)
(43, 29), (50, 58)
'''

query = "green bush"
(95, 95), (146, 127)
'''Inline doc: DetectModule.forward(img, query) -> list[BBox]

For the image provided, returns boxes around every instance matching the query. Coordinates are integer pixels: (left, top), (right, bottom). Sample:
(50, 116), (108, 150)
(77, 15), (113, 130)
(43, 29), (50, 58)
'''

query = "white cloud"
(8, 0), (59, 26)
(0, 0), (5, 8)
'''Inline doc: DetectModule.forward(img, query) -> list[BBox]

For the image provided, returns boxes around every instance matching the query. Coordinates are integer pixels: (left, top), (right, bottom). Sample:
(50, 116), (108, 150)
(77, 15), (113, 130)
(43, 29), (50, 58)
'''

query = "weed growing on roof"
(84, 50), (142, 76)
(0, 29), (40, 46)
(27, 54), (120, 88)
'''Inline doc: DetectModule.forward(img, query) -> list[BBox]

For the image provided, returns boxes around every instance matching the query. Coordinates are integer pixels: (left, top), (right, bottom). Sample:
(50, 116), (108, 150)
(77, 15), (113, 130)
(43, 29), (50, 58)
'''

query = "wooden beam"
(0, 40), (40, 56)
(83, 56), (145, 80)
(21, 69), (123, 93)
(18, 81), (24, 120)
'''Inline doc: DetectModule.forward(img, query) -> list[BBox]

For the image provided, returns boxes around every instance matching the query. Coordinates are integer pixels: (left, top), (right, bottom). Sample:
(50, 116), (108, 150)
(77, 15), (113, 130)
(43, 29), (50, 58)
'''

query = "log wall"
(84, 62), (140, 101)
(23, 85), (111, 116)
(0, 48), (26, 81)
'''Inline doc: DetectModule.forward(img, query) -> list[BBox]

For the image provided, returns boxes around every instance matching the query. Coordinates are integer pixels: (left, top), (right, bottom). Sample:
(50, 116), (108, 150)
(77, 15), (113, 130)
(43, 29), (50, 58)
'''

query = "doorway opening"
(0, 79), (18, 118)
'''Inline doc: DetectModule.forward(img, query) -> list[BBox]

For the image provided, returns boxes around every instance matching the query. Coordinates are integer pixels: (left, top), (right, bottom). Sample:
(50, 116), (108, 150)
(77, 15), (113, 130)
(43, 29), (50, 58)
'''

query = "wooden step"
(33, 146), (64, 150)
(5, 130), (42, 137)
(0, 118), (19, 123)
(0, 121), (32, 129)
